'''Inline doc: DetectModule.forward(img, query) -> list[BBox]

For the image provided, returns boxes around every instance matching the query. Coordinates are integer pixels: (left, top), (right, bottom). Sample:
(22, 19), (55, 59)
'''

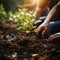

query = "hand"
(34, 22), (48, 35)
(48, 33), (60, 42)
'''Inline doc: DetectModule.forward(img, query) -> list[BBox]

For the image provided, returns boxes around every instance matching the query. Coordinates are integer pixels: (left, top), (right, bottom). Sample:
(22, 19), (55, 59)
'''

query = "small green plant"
(9, 8), (36, 32)
(0, 4), (7, 22)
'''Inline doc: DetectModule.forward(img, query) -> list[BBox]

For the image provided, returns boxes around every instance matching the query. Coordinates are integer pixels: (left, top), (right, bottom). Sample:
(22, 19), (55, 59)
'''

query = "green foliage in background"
(0, 4), (7, 22)
(0, 0), (19, 12)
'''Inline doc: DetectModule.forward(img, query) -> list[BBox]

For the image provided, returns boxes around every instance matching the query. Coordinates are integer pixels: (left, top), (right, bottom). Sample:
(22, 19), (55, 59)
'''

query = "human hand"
(34, 22), (48, 35)
(48, 33), (60, 42)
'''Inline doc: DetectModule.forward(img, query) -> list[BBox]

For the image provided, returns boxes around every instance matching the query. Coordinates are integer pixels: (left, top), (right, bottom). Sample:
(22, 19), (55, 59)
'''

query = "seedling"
(9, 8), (36, 33)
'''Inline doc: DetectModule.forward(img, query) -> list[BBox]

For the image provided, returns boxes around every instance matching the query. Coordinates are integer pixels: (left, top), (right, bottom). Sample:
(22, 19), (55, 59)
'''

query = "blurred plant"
(9, 8), (36, 32)
(0, 4), (7, 22)
(0, 0), (19, 12)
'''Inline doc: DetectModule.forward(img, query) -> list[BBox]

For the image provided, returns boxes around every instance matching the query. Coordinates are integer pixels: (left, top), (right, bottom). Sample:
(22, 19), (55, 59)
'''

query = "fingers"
(48, 33), (60, 42)
(34, 26), (43, 35)
(42, 27), (47, 35)
(34, 29), (39, 35)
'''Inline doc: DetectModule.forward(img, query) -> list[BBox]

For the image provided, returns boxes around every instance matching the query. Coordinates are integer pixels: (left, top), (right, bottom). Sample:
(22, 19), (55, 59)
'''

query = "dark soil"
(0, 21), (60, 60)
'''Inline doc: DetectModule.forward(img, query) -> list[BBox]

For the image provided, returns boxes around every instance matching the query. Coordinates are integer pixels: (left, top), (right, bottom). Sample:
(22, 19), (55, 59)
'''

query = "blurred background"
(0, 0), (33, 12)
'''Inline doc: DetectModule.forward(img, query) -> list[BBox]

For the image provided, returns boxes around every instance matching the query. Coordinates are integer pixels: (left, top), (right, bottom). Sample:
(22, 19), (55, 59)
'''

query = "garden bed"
(0, 21), (60, 60)
(0, 5), (60, 60)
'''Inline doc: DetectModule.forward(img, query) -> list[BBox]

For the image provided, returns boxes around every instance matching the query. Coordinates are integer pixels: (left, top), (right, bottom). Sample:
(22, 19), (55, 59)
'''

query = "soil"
(0, 21), (60, 60)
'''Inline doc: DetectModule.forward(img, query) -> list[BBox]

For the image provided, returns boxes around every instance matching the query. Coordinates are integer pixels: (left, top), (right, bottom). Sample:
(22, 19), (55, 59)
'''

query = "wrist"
(43, 20), (49, 25)
(42, 22), (49, 27)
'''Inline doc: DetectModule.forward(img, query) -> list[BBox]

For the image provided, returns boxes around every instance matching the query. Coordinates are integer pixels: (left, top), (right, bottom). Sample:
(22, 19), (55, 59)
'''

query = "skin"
(18, 0), (60, 35)
(34, 0), (49, 20)
(18, 0), (37, 10)
(18, 0), (49, 20)
(35, 1), (60, 35)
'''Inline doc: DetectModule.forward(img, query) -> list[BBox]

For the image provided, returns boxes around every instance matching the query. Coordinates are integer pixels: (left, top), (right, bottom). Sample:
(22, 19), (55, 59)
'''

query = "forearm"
(34, 0), (49, 21)
(34, 7), (44, 20)
(44, 2), (60, 24)
(23, 4), (35, 9)
(18, 2), (36, 10)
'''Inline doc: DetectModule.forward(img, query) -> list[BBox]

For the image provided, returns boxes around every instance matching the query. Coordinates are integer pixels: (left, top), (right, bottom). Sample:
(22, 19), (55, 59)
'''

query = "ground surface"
(0, 21), (60, 60)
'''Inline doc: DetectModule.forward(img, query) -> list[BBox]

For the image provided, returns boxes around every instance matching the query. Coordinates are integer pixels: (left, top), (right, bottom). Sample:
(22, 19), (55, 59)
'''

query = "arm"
(44, 1), (60, 24)
(18, 0), (36, 10)
(35, 1), (60, 35)
(34, 0), (49, 20)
